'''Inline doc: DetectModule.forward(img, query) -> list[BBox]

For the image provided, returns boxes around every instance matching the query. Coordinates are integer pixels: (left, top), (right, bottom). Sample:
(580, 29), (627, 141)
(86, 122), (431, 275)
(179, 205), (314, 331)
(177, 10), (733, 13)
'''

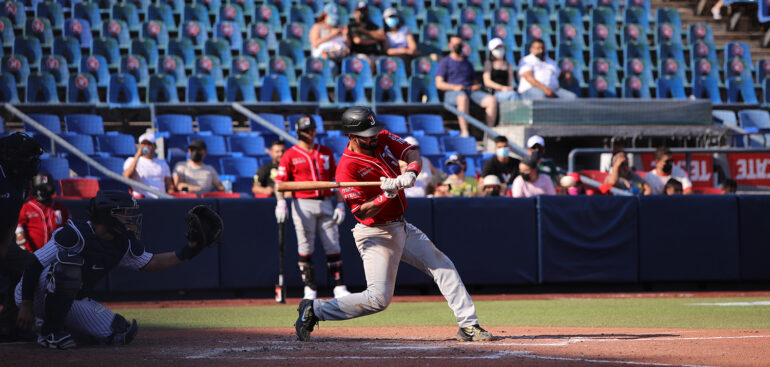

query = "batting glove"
(332, 203), (346, 225)
(383, 188), (399, 198)
(395, 171), (417, 189)
(380, 176), (399, 191)
(275, 200), (288, 223)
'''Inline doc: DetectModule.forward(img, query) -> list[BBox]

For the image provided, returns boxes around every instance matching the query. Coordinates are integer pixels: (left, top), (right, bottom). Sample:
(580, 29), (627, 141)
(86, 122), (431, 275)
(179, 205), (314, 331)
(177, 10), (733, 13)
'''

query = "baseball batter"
(14, 190), (223, 349)
(16, 173), (71, 252)
(274, 115), (351, 300)
(294, 106), (492, 342)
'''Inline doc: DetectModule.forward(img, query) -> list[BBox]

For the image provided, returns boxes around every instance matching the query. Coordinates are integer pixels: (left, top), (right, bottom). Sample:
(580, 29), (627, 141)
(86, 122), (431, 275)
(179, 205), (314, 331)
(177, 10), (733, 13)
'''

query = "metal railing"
(443, 102), (530, 159)
(568, 147), (770, 173)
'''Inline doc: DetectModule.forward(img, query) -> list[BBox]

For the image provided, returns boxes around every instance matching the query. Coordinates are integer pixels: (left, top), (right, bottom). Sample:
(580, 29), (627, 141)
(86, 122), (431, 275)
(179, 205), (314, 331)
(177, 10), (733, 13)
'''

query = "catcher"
(14, 190), (223, 349)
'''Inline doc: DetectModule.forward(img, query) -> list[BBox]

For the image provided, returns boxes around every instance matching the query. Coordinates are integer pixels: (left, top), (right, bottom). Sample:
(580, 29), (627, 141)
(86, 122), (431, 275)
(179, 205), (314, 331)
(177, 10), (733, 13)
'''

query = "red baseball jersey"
(17, 200), (70, 252)
(336, 130), (416, 226)
(275, 144), (337, 199)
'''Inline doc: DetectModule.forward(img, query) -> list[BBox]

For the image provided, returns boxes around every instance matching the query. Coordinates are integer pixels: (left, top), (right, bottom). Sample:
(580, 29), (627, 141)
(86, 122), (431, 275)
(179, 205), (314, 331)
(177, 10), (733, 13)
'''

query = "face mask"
(385, 17), (399, 28)
(191, 151), (203, 163)
(299, 130), (315, 144)
(326, 17), (338, 26)
(452, 44), (464, 55)
(662, 162), (673, 174)
(141, 147), (151, 155)
(520, 173), (531, 182)
(535, 52), (546, 61)
(496, 147), (510, 159)
(485, 189), (500, 197)
(35, 185), (54, 203)
(491, 49), (505, 59)
(447, 164), (463, 175)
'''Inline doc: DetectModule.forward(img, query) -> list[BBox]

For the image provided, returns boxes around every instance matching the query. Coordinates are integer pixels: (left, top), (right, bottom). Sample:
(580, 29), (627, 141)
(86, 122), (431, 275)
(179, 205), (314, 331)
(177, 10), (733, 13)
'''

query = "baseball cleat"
(333, 285), (351, 298)
(456, 324), (493, 342)
(295, 299), (318, 342)
(303, 286), (317, 300)
(37, 331), (77, 350)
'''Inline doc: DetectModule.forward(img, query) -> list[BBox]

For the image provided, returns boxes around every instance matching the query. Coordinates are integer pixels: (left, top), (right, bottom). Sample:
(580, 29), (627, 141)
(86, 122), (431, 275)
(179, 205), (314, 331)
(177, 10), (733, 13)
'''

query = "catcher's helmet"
(341, 106), (383, 137)
(0, 132), (43, 181)
(32, 172), (56, 203)
(295, 115), (316, 131)
(88, 190), (143, 239)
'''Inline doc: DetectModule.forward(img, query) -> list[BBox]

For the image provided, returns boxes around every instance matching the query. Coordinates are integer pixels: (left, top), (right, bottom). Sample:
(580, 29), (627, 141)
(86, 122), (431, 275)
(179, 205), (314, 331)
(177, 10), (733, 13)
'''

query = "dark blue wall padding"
(432, 198), (538, 285)
(738, 195), (770, 280)
(639, 196), (740, 282)
(59, 199), (108, 292)
(538, 196), (639, 283)
(109, 199), (221, 291)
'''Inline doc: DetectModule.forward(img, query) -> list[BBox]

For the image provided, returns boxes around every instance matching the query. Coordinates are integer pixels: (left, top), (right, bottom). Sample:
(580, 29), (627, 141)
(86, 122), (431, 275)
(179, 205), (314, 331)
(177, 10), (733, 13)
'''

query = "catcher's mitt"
(185, 205), (223, 247)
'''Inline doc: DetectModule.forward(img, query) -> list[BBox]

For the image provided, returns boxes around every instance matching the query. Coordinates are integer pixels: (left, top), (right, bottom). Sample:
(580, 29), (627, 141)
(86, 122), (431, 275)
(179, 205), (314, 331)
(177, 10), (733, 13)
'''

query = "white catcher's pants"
(312, 221), (480, 328)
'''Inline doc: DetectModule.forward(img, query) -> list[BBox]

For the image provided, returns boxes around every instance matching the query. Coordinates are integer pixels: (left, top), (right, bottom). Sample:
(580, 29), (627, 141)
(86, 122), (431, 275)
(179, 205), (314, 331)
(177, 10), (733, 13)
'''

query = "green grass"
(112, 297), (770, 330)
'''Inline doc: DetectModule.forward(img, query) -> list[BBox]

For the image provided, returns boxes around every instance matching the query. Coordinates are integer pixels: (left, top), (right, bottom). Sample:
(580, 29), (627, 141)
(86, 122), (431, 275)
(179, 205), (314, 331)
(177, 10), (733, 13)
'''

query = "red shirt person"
(16, 173), (70, 252)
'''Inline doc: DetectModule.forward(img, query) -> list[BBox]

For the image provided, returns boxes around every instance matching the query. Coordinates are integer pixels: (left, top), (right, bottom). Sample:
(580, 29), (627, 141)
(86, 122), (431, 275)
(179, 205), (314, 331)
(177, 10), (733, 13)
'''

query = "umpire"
(0, 133), (43, 342)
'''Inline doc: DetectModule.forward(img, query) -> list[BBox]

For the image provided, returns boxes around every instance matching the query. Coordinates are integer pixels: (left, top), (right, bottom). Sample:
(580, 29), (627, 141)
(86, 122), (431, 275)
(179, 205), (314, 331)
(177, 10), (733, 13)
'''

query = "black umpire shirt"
(255, 161), (279, 189)
(481, 157), (521, 186)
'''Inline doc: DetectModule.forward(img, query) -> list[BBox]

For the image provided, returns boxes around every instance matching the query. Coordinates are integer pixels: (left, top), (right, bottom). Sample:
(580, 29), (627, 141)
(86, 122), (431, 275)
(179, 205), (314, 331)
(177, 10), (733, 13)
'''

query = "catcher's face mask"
(111, 206), (143, 240)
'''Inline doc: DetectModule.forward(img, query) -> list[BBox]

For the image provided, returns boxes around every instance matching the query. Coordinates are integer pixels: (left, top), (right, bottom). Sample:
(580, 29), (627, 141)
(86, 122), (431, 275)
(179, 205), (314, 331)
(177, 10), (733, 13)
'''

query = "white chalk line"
(463, 334), (770, 347)
(686, 301), (770, 306)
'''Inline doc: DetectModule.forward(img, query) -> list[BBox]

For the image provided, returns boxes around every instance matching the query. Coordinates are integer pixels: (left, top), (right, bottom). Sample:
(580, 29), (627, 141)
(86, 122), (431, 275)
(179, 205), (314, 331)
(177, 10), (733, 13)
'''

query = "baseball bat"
(275, 222), (286, 304)
(276, 181), (383, 192)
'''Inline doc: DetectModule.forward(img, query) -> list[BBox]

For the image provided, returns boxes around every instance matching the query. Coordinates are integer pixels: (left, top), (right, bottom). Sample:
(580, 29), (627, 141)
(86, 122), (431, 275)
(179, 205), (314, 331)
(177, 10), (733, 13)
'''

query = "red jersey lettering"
(275, 144), (337, 199)
(17, 200), (70, 251)
(336, 130), (416, 225)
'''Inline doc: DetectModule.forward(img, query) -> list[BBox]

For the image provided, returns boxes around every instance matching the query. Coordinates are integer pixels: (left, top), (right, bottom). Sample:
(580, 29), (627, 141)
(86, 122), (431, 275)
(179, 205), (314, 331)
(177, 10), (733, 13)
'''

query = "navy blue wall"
(737, 196), (770, 280)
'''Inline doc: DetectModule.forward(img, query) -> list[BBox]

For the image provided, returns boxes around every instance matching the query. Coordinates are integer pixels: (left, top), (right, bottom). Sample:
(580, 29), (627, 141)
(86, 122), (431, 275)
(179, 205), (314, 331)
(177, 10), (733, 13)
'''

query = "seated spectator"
(663, 178), (683, 195)
(512, 158), (556, 197)
(441, 153), (478, 197)
(603, 151), (651, 194)
(481, 175), (505, 197)
(381, 8), (419, 67)
(173, 139), (225, 193)
(481, 136), (520, 190)
(252, 140), (286, 198)
(644, 147), (693, 195)
(518, 39), (577, 100)
(527, 135), (562, 187)
(402, 136), (440, 197)
(122, 132), (175, 198)
(600, 143), (626, 172)
(16, 173), (70, 252)
(721, 178), (737, 194)
(436, 34), (498, 136)
(349, 1), (385, 66)
(310, 3), (350, 63)
(483, 38), (519, 102)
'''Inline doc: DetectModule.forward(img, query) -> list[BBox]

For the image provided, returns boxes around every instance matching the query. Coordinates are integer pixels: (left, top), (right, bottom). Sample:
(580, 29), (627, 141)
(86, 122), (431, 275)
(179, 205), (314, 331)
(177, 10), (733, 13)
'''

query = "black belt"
(370, 217), (404, 226)
(300, 197), (328, 201)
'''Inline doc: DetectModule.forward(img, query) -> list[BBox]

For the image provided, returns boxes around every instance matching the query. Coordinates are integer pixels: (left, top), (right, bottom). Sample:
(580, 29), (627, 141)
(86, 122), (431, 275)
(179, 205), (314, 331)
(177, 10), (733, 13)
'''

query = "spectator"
(512, 158), (556, 197)
(252, 140), (286, 198)
(381, 8), (419, 68)
(402, 136), (440, 197)
(481, 175), (505, 197)
(173, 139), (225, 193)
(711, 0), (723, 20)
(441, 153), (478, 197)
(122, 132), (175, 198)
(15, 173), (70, 252)
(721, 178), (737, 194)
(518, 39), (577, 100)
(527, 135), (562, 186)
(436, 34), (498, 136)
(603, 151), (651, 194)
(600, 143), (626, 172)
(481, 135), (520, 191)
(349, 1), (385, 66)
(483, 38), (519, 102)
(663, 178), (683, 195)
(310, 3), (350, 63)
(644, 147), (693, 195)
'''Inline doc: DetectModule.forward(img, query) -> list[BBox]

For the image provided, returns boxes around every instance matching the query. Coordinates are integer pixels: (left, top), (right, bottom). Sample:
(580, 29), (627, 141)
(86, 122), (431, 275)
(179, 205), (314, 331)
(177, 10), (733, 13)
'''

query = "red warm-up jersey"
(275, 144), (337, 199)
(336, 130), (416, 226)
(17, 200), (70, 252)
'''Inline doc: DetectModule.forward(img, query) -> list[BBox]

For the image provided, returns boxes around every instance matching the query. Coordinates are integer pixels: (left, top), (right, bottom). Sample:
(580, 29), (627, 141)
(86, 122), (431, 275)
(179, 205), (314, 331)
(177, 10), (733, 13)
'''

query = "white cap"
(488, 38), (504, 50)
(527, 135), (545, 148)
(383, 8), (398, 18)
(404, 136), (419, 146)
(482, 175), (502, 187)
(138, 132), (156, 144)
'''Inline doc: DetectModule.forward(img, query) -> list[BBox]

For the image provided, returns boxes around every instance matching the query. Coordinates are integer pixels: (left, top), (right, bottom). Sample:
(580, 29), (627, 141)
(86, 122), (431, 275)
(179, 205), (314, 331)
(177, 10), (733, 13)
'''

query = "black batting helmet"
(341, 106), (383, 137)
(32, 172), (55, 203)
(295, 115), (316, 131)
(88, 190), (143, 239)
(0, 132), (44, 181)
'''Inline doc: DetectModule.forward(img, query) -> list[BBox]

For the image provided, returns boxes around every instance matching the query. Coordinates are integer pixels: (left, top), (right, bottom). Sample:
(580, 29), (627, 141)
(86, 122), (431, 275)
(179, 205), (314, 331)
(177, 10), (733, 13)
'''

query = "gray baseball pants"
(291, 198), (340, 256)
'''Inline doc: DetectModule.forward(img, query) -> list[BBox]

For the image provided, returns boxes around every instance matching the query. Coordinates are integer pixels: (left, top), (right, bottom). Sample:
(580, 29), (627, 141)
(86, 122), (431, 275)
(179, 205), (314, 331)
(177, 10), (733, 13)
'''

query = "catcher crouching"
(13, 190), (223, 349)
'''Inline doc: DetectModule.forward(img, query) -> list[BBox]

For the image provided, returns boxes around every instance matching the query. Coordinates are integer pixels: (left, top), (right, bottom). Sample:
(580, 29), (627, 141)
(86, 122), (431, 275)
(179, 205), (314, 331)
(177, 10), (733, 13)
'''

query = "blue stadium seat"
(25, 17), (53, 47)
(341, 57), (373, 89)
(726, 77), (758, 104)
(248, 22), (277, 49)
(187, 74), (219, 103)
(73, 2), (99, 30)
(623, 5), (649, 29)
(287, 114), (325, 133)
(40, 156), (70, 183)
(713, 110), (738, 127)
(66, 72), (99, 103)
(13, 36), (42, 69)
(558, 57), (585, 87)
(26, 72), (58, 103)
(53, 36), (81, 67)
(243, 38), (270, 70)
(456, 23), (483, 52)
(120, 55), (149, 87)
(560, 0), (588, 15)
(725, 42), (754, 70)
(692, 76), (722, 104)
(557, 42), (585, 69)
(102, 19), (130, 48)
(91, 37), (120, 68)
(419, 22), (448, 55)
(228, 133), (266, 157)
(260, 74), (293, 102)
(430, 0), (459, 19)
(590, 5), (615, 26)
(304, 57), (334, 87)
(656, 23), (683, 46)
(377, 56), (408, 88)
(656, 75), (686, 99)
(60, 131), (95, 155)
(142, 21), (169, 51)
(395, 7), (419, 34)
(225, 74), (256, 102)
(321, 136), (349, 157)
(368, 0), (392, 13)
(374, 74), (404, 103)
(148, 3), (175, 31)
(36, 1), (63, 30)
(158, 55), (187, 86)
(41, 55), (68, 86)
(595, 0), (620, 14)
(764, 79), (770, 106)
(183, 3), (210, 29)
(622, 76), (651, 98)
(156, 114), (194, 135)
(409, 114), (445, 135)
(659, 42), (686, 70)
(180, 20), (209, 49)
(288, 4), (314, 27)
(738, 110), (770, 131)
(167, 38), (196, 69)
(65, 114), (104, 135)
(588, 75), (618, 98)
(195, 55), (225, 86)
(523, 22), (552, 50)
(3, 54), (29, 88)
(365, 6), (383, 28)
(1, 16), (14, 47)
(96, 132), (136, 157)
(112, 2), (140, 31)
(591, 23), (618, 50)
(90, 155), (125, 178)
(218, 3), (245, 29)
(690, 41), (718, 70)
(693, 58), (720, 83)
(408, 74), (439, 103)
(725, 57), (752, 80)
(627, 0), (652, 19)
(0, 74), (18, 103)
(442, 136), (477, 155)
(622, 24), (647, 46)
(163, 0), (184, 15)
(297, 74), (330, 103)
(0, 1), (25, 29)
(655, 7), (682, 28)
(413, 135), (441, 155)
(204, 39), (232, 71)
(411, 56), (437, 77)
(198, 114), (233, 135)
(492, 7), (519, 35)
(196, 0), (221, 14)
(757, 59), (770, 83)
(335, 74), (368, 104)
(400, 0), (426, 19)
(220, 156), (258, 178)
(459, 6), (484, 29)
(278, 39), (306, 68)
(251, 113), (285, 134)
(592, 42), (619, 71)
(590, 58), (618, 85)
(231, 55), (260, 83)
(378, 114), (409, 136)
(214, 21), (242, 50)
(268, 56), (296, 86)
(188, 134), (227, 155)
(108, 73), (141, 106)
(26, 113), (60, 133)
(147, 74), (179, 103)
(687, 23), (714, 45)
(558, 22), (585, 49)
(254, 4), (281, 30)
(625, 57), (652, 84)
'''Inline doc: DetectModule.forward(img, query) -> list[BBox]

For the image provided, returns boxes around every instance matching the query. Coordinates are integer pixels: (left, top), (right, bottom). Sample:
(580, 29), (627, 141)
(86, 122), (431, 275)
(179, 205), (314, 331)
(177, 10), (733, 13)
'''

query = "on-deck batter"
(294, 106), (493, 342)
(275, 115), (351, 300)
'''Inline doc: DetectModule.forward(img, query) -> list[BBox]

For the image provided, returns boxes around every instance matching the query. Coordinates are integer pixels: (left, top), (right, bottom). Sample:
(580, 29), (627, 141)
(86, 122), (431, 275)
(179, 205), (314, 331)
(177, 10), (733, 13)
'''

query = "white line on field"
(686, 301), (770, 306)
(465, 334), (770, 347)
